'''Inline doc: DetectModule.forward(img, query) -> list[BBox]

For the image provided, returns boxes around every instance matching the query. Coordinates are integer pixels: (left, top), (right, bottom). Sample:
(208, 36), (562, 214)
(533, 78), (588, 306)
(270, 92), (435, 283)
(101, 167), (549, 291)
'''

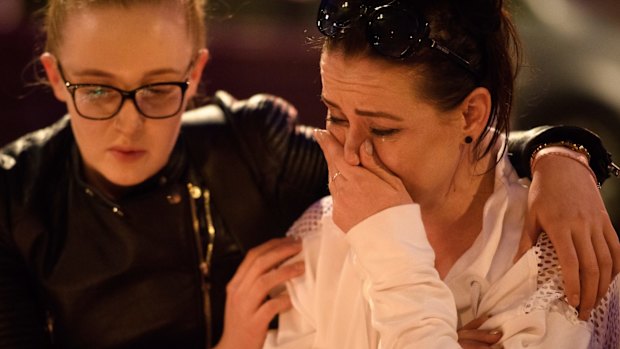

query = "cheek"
(149, 118), (182, 157)
(70, 116), (110, 167)
(372, 142), (405, 173)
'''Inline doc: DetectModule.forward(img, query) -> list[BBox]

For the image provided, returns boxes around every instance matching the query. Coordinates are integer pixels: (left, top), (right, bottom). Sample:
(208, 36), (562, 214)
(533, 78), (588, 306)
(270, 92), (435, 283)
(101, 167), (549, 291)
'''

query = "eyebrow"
(69, 67), (184, 79)
(321, 96), (404, 121)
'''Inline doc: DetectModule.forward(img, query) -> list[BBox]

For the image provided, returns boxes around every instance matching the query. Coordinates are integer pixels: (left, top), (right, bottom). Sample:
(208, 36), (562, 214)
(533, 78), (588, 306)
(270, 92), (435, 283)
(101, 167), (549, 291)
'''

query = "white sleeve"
(262, 249), (317, 349)
(262, 200), (324, 349)
(345, 204), (460, 349)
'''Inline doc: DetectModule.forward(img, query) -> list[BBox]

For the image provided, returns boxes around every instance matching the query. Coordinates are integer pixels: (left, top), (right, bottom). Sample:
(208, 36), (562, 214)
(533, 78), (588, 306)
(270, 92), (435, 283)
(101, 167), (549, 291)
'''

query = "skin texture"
(218, 238), (305, 349)
(520, 154), (620, 319)
(319, 51), (495, 278)
(313, 49), (619, 345)
(221, 49), (618, 348)
(316, 51), (503, 347)
(37, 2), (618, 348)
(41, 3), (208, 198)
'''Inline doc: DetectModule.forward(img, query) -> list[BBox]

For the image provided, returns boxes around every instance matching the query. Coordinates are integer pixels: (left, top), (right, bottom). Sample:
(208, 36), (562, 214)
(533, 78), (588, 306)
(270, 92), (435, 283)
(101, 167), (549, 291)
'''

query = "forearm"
(507, 125), (614, 184)
(346, 204), (460, 349)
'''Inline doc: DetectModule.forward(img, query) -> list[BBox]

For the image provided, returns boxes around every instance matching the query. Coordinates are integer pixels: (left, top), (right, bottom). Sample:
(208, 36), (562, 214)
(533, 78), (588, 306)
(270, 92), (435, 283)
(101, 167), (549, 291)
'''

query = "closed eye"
(371, 128), (400, 137)
(326, 115), (349, 126)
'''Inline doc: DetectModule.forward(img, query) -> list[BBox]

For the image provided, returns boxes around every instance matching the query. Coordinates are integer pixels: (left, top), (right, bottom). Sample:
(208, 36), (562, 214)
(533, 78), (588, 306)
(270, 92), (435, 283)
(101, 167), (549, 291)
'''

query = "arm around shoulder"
(507, 125), (615, 184)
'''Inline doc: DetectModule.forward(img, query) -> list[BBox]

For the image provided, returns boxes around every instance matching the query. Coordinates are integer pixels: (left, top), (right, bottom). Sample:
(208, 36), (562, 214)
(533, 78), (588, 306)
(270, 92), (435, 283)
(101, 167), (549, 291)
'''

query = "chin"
(103, 169), (153, 188)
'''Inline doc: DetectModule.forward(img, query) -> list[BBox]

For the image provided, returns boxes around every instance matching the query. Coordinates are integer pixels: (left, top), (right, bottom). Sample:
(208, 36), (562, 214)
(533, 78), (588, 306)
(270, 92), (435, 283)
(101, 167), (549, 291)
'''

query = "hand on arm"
(517, 146), (620, 320)
(215, 238), (304, 349)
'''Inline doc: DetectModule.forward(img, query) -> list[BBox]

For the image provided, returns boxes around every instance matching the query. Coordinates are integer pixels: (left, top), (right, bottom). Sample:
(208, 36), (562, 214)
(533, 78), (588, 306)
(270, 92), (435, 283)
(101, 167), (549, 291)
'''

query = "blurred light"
(0, 0), (25, 34)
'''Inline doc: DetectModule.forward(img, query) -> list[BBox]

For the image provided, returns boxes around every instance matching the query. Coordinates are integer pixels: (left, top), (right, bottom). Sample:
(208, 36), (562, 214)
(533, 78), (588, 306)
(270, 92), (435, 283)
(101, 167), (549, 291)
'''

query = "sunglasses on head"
(317, 0), (478, 78)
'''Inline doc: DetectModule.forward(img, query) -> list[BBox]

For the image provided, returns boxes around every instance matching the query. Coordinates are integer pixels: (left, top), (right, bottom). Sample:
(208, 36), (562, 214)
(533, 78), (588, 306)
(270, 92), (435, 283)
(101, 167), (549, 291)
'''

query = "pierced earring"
(464, 136), (473, 144)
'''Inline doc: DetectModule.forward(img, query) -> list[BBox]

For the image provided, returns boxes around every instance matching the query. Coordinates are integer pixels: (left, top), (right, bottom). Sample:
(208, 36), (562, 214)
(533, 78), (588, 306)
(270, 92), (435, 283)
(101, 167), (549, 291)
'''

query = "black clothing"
(0, 91), (613, 348)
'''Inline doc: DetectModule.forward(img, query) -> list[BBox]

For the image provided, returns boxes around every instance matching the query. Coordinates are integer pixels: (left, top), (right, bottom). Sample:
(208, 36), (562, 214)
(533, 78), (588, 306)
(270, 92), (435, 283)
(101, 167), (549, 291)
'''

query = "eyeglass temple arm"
(429, 39), (480, 82)
(611, 162), (620, 178)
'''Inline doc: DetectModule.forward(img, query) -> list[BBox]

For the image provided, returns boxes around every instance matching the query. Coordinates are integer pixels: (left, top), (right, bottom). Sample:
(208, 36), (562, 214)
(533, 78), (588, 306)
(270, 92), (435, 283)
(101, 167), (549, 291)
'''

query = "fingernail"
(489, 330), (502, 336)
(352, 153), (360, 166)
(313, 129), (325, 142)
(364, 140), (373, 156)
(570, 294), (580, 307)
(346, 152), (359, 166)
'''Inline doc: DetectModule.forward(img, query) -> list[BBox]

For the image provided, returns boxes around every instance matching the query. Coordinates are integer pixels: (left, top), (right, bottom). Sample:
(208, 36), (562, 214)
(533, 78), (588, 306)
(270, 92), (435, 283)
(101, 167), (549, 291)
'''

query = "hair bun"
(453, 0), (503, 34)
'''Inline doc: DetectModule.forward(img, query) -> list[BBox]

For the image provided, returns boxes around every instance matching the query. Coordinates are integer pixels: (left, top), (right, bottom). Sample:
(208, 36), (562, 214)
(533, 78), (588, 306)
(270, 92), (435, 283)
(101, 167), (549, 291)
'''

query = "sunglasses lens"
(317, 0), (362, 37)
(367, 7), (424, 58)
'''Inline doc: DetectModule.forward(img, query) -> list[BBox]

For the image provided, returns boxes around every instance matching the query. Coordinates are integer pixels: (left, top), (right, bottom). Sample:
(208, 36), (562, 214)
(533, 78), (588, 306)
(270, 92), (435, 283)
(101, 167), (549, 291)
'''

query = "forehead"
(58, 3), (193, 71)
(320, 51), (426, 110)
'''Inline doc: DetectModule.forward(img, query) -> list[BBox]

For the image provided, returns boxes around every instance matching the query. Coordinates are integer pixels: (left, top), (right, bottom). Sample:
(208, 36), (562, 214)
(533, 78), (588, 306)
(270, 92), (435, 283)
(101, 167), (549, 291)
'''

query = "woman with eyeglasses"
(0, 0), (617, 348)
(257, 0), (619, 348)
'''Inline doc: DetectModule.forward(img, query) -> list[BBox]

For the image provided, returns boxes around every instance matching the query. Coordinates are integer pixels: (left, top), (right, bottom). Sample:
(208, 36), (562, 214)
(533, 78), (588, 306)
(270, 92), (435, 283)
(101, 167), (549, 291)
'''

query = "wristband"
(530, 141), (591, 163)
(531, 147), (600, 188)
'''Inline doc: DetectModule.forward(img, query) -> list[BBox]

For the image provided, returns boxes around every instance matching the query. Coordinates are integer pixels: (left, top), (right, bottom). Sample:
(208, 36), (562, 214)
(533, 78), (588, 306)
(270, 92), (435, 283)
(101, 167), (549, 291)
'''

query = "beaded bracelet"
(530, 141), (591, 163)
(531, 147), (600, 188)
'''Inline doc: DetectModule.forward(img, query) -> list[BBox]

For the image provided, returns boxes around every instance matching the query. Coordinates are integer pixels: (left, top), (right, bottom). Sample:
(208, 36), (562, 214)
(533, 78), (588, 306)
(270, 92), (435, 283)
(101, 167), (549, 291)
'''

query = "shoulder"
(0, 116), (72, 172)
(182, 90), (298, 135)
(0, 117), (73, 239)
(180, 90), (302, 167)
(0, 117), (73, 198)
(286, 196), (334, 241)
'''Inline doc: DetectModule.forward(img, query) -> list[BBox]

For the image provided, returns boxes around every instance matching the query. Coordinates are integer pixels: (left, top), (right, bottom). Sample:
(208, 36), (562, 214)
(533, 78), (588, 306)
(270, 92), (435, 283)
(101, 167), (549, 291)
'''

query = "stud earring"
(464, 136), (473, 144)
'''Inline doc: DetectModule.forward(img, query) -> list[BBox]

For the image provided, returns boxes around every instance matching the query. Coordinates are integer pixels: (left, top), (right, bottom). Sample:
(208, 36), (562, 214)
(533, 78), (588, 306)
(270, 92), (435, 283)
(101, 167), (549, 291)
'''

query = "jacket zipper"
(188, 183), (216, 349)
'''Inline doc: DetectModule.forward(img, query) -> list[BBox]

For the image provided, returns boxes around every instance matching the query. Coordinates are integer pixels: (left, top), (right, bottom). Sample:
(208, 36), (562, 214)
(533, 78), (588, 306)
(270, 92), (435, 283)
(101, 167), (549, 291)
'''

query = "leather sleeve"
(218, 91), (613, 205)
(217, 92), (328, 216)
(507, 125), (613, 184)
(216, 92), (329, 227)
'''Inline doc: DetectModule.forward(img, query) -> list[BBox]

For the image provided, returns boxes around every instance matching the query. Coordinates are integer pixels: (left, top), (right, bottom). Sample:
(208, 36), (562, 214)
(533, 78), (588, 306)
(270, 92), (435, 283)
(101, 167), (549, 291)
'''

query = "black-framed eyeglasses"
(57, 64), (191, 120)
(317, 0), (477, 78)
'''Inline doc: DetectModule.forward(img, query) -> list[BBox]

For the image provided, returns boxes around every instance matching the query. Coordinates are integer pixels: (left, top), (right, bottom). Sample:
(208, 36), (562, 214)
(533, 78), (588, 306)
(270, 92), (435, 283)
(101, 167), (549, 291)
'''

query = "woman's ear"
(460, 87), (492, 141)
(40, 52), (68, 102)
(186, 48), (209, 98)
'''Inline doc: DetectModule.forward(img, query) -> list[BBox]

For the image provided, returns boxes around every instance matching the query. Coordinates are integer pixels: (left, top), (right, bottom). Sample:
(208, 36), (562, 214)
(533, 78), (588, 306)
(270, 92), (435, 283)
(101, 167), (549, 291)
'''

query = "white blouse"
(263, 155), (619, 349)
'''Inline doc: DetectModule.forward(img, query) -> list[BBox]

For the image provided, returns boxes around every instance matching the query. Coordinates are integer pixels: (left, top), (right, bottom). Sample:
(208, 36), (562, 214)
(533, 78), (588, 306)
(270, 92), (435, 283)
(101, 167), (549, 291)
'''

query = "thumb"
(515, 210), (538, 262)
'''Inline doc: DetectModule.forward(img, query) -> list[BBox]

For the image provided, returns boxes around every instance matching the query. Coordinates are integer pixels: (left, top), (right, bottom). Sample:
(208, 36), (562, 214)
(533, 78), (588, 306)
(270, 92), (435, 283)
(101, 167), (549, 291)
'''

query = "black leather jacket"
(0, 91), (613, 349)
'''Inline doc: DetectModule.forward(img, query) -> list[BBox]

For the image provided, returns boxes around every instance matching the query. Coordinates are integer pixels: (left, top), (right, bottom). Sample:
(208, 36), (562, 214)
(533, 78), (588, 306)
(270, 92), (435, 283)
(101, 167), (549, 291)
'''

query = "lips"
(108, 146), (147, 161)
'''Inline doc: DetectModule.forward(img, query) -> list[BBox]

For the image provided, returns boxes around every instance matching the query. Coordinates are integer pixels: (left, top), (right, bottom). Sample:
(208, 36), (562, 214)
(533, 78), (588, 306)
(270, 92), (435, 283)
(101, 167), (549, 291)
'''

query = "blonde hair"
(43, 0), (207, 55)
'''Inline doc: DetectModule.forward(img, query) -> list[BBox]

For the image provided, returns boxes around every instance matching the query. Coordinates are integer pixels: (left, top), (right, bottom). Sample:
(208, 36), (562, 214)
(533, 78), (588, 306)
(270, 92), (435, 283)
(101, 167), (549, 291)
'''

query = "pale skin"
(39, 3), (301, 348)
(316, 52), (501, 347)
(37, 2), (618, 348)
(41, 3), (208, 198)
(313, 51), (619, 347)
(225, 51), (619, 349)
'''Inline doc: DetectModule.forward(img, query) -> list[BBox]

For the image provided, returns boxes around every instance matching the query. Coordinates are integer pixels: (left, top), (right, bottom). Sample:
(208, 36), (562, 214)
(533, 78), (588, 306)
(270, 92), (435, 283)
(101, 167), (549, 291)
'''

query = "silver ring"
(330, 171), (342, 184)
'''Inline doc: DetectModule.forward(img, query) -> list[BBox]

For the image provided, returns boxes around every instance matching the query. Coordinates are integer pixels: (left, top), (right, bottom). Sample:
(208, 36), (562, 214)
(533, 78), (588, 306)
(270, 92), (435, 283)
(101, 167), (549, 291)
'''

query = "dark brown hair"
(323, 0), (522, 159)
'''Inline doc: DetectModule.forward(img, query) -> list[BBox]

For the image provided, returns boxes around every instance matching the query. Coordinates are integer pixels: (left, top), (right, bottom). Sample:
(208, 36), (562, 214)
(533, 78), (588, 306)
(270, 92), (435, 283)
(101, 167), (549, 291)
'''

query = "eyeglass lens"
(73, 84), (184, 119)
(368, 7), (424, 58)
(317, 0), (362, 37)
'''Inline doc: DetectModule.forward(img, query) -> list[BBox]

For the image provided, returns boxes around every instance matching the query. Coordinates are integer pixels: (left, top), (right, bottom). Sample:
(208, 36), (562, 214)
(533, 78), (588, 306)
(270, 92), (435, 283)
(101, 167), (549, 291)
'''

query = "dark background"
(1, 0), (618, 228)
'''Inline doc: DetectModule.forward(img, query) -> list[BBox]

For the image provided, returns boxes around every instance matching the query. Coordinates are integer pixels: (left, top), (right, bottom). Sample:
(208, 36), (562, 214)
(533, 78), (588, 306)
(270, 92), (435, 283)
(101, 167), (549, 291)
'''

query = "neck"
(422, 151), (497, 278)
(83, 165), (129, 201)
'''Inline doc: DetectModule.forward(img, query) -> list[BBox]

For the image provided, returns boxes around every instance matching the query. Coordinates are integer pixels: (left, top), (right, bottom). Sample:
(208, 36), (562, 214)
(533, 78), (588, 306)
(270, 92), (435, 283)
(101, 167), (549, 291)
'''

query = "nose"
(343, 124), (366, 166)
(113, 99), (144, 137)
